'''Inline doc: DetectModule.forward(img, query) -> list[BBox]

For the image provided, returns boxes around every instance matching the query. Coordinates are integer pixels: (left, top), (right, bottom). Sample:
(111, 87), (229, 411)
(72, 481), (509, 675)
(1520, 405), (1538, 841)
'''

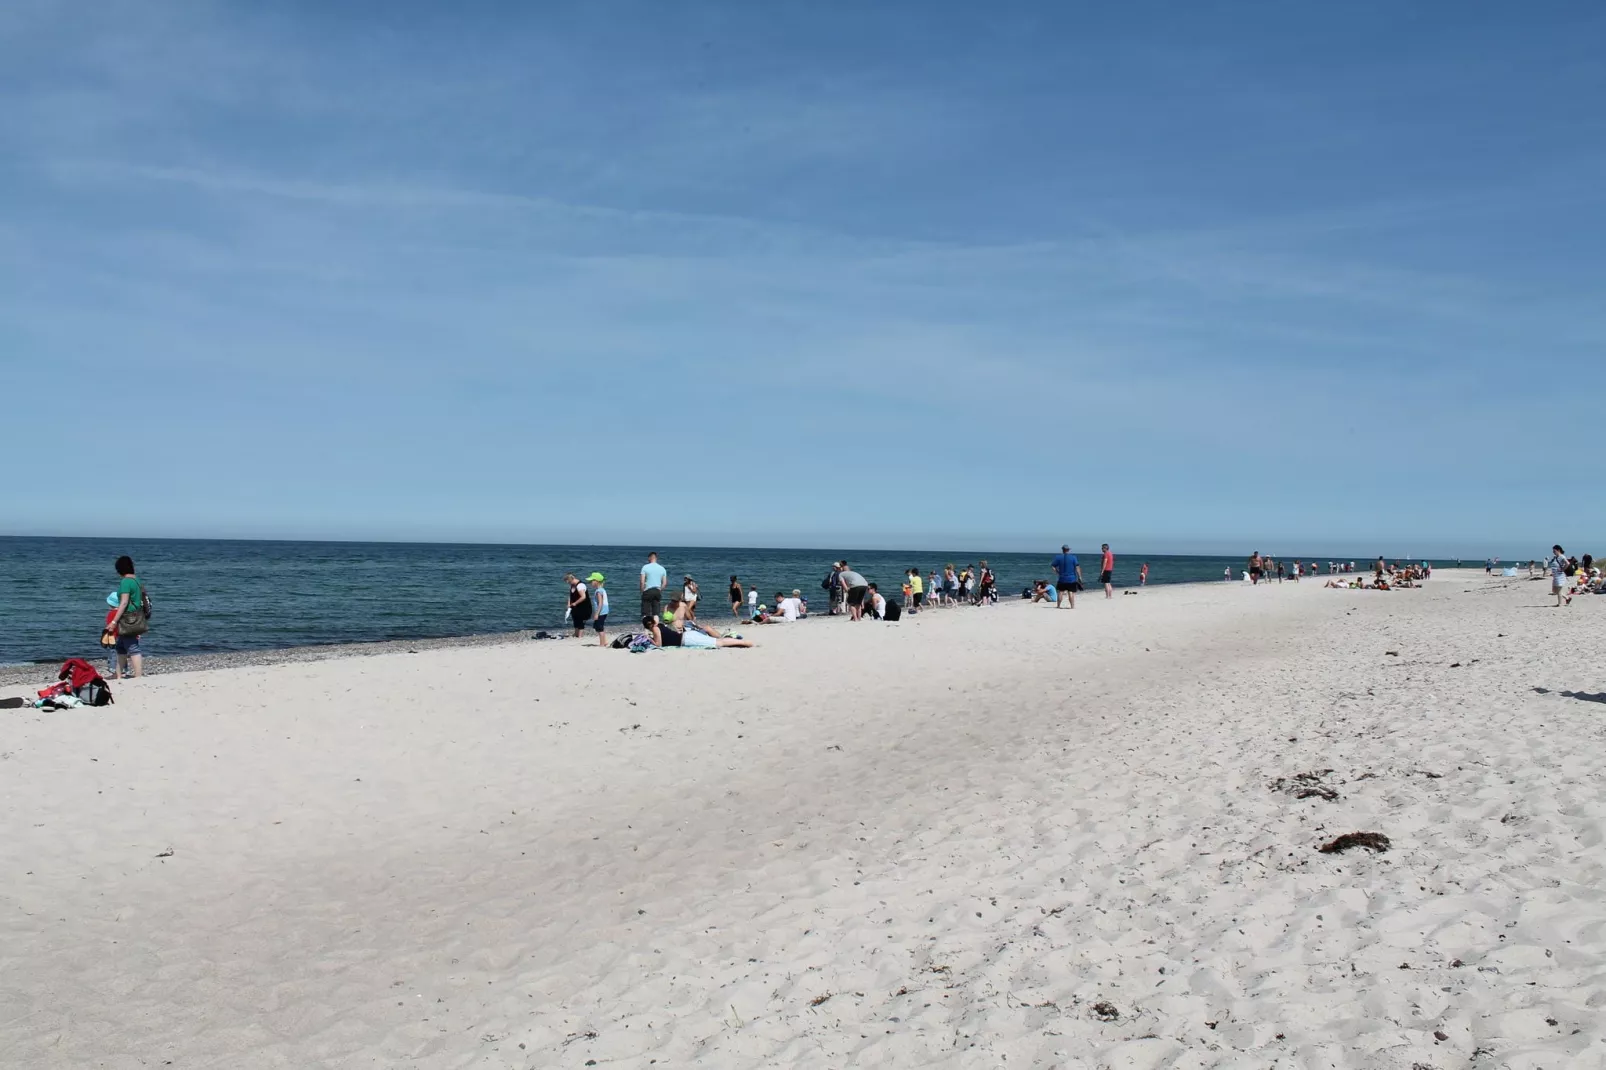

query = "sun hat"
(586, 572), (605, 582)
(106, 592), (119, 607)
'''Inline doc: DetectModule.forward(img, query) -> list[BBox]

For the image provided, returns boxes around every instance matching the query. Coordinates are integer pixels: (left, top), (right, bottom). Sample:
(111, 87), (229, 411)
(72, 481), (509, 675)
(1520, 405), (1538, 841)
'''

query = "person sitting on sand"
(650, 598), (755, 648)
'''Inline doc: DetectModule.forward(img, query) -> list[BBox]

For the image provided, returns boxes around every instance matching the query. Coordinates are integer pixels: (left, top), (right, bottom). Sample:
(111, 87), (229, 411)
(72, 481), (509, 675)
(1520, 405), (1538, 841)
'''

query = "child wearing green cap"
(587, 573), (609, 647)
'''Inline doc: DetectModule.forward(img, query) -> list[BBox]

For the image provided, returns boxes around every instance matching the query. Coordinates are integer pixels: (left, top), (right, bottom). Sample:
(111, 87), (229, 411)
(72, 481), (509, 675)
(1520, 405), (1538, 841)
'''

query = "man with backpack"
(822, 562), (844, 615)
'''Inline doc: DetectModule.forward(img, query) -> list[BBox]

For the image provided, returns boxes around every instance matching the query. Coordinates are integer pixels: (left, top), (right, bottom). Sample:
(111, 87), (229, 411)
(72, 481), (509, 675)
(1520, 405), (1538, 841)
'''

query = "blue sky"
(2, 1), (1600, 556)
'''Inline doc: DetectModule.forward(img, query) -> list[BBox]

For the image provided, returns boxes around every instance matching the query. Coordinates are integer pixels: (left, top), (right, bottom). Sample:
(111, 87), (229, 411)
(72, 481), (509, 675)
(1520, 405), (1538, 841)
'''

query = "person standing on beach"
(1224, 566), (1232, 582)
(1548, 545), (1571, 607)
(565, 573), (592, 638)
(746, 585), (759, 619)
(1100, 544), (1115, 599)
(104, 555), (147, 679)
(587, 572), (610, 646)
(1140, 562), (1149, 587)
(821, 562), (842, 615)
(1248, 552), (1263, 585)
(1050, 544), (1082, 609)
(839, 563), (870, 621)
(908, 568), (924, 612)
(729, 576), (744, 618)
(640, 552), (667, 626)
(100, 594), (119, 677)
(682, 576), (699, 621)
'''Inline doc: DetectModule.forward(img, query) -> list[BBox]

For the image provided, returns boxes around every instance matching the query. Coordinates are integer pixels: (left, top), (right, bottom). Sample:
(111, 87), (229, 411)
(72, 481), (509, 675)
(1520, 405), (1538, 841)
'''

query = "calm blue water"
(0, 537), (1470, 665)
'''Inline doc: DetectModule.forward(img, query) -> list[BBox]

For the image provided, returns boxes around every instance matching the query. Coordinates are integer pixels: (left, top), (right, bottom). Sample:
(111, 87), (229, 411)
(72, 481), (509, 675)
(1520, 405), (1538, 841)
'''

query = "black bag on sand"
(883, 601), (902, 622)
(75, 680), (113, 707)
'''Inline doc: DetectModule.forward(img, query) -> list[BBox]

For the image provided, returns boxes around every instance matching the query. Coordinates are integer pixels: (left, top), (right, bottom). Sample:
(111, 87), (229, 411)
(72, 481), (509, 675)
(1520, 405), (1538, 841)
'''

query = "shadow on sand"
(1532, 687), (1606, 705)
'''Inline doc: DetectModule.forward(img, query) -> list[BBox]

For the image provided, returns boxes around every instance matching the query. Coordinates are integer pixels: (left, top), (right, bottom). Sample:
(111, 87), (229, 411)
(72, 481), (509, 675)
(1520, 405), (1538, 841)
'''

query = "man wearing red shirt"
(1100, 544), (1115, 599)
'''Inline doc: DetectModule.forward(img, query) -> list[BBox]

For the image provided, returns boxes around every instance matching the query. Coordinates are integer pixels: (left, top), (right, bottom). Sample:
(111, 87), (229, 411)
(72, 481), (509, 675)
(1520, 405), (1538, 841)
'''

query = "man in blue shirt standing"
(640, 551), (668, 626)
(1050, 544), (1083, 610)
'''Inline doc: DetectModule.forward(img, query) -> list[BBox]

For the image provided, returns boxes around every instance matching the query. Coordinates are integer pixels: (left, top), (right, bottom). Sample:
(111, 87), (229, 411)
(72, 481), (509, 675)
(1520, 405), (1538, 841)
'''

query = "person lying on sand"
(650, 599), (755, 648)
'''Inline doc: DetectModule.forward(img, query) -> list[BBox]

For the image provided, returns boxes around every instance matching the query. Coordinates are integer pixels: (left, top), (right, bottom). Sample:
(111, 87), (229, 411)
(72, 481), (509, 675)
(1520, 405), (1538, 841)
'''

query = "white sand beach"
(2, 571), (1603, 1069)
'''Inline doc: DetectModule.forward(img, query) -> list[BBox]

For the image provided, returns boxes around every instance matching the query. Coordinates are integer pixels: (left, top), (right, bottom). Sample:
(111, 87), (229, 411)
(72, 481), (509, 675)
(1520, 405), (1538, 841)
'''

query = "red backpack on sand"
(39, 659), (114, 707)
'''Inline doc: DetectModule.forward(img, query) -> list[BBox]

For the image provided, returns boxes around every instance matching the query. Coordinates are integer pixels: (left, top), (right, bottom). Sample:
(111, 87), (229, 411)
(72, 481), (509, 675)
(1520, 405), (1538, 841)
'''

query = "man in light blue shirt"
(640, 551), (668, 625)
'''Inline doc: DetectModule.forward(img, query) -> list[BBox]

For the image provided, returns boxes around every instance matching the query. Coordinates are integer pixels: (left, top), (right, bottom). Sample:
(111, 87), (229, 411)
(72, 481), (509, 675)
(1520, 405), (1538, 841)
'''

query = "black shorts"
(1099, 570), (1113, 585)
(570, 605), (591, 627)
(641, 587), (662, 621)
(847, 585), (868, 607)
(1056, 580), (1078, 593)
(913, 591), (925, 607)
(592, 615), (608, 633)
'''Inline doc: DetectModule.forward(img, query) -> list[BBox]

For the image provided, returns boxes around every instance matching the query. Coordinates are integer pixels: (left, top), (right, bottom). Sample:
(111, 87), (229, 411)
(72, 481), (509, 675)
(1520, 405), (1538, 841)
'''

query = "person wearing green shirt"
(106, 555), (147, 679)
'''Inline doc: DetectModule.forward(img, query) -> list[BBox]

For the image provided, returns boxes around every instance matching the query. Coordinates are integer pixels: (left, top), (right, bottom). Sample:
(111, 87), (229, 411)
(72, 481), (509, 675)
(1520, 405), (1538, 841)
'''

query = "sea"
(0, 537), (1476, 667)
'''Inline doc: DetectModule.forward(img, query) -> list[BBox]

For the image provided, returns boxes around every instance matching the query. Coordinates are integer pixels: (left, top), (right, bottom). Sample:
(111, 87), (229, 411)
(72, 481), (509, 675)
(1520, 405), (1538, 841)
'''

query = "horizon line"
(0, 532), (1527, 561)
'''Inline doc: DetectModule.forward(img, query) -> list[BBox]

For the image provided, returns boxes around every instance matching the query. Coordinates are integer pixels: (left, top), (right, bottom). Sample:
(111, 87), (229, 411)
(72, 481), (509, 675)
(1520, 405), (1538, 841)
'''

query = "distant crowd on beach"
(551, 541), (1606, 652)
(70, 543), (1601, 673)
(553, 544), (1149, 649)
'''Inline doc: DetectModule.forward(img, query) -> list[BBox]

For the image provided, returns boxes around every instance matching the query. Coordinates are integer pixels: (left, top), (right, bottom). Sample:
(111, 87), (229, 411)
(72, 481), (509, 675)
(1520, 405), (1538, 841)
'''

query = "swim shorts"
(682, 629), (717, 649)
(847, 585), (868, 607)
(1055, 581), (1078, 593)
(1099, 570), (1113, 585)
(592, 615), (608, 633)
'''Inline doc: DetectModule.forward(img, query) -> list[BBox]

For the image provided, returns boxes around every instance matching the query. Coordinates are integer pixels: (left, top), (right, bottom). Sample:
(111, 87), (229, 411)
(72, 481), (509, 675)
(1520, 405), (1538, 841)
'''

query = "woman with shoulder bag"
(105, 555), (149, 679)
